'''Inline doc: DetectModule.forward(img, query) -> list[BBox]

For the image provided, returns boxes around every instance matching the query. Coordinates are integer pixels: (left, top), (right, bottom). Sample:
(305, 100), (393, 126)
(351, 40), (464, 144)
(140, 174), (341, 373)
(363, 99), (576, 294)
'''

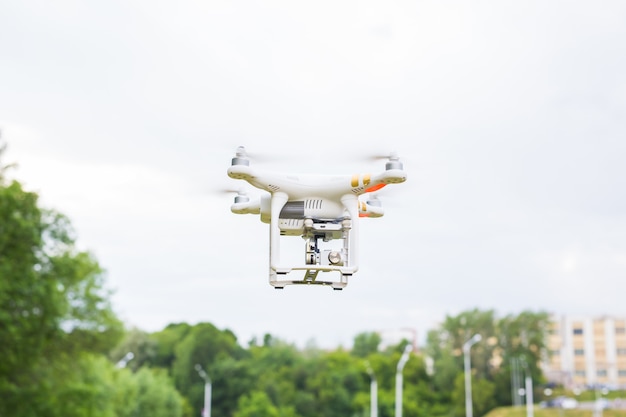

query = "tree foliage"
(134, 307), (550, 417)
(0, 173), (122, 404)
(0, 140), (183, 417)
(352, 331), (382, 358)
(425, 308), (550, 417)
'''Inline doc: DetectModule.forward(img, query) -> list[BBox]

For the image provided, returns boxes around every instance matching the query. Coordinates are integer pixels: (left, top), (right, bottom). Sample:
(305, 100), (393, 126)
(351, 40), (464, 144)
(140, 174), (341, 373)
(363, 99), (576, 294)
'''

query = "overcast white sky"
(2, 0), (626, 349)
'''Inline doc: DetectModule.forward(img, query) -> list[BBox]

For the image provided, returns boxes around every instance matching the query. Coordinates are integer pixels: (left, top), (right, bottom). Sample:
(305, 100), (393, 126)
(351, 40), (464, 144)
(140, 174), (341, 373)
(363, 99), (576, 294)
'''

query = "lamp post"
(195, 364), (212, 417)
(365, 362), (378, 417)
(395, 344), (412, 417)
(594, 386), (609, 417)
(524, 371), (534, 417)
(517, 357), (534, 417)
(116, 352), (134, 368)
(463, 334), (482, 417)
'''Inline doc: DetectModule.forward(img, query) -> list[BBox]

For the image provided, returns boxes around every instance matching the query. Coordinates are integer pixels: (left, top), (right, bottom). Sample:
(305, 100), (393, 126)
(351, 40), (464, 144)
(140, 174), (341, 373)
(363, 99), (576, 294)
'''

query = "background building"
(543, 315), (626, 389)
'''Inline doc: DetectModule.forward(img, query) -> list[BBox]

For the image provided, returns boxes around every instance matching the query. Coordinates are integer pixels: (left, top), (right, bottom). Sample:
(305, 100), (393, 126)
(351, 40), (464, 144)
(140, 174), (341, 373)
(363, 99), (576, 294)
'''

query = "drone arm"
(365, 169), (407, 191)
(269, 192), (289, 272)
(231, 199), (260, 215)
(358, 199), (384, 218)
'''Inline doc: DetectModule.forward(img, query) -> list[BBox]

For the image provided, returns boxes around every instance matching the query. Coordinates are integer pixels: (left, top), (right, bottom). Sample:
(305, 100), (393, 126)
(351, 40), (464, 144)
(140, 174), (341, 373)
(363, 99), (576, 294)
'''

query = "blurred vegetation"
(111, 311), (560, 417)
(2, 137), (623, 417)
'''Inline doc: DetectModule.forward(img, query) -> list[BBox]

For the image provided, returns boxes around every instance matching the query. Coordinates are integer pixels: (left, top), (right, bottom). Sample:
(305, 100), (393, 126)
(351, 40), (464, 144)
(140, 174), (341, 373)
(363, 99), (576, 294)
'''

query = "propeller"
(358, 150), (404, 171)
(347, 149), (405, 171)
(230, 145), (280, 164)
(366, 150), (400, 161)
(217, 187), (250, 203)
(234, 145), (248, 159)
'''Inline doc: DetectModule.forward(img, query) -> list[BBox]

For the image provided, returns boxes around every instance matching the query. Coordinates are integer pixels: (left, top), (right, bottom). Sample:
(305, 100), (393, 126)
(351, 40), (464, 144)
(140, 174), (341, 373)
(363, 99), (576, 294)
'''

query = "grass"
(484, 406), (626, 417)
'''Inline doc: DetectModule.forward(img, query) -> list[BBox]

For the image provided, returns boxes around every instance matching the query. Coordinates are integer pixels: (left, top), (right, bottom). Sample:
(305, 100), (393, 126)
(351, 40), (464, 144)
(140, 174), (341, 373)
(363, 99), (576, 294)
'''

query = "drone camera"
(321, 249), (344, 266)
(326, 250), (343, 265)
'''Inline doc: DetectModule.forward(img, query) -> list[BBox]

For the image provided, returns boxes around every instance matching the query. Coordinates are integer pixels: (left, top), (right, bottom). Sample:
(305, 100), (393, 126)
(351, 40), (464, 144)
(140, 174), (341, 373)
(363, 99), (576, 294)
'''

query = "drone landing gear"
(303, 269), (320, 282)
(269, 267), (350, 290)
(268, 199), (359, 290)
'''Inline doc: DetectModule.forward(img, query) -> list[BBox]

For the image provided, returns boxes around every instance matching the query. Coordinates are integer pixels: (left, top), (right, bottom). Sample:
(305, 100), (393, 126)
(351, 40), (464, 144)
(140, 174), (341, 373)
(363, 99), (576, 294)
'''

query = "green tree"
(171, 322), (245, 416)
(424, 307), (498, 413)
(495, 310), (550, 405)
(0, 140), (123, 416)
(49, 354), (185, 417)
(130, 367), (186, 417)
(234, 391), (281, 417)
(149, 322), (192, 369)
(424, 308), (551, 415)
(234, 390), (298, 417)
(302, 349), (367, 417)
(440, 309), (498, 380)
(246, 339), (300, 410)
(352, 332), (382, 358)
(425, 329), (459, 396)
(451, 372), (496, 417)
(110, 327), (158, 372)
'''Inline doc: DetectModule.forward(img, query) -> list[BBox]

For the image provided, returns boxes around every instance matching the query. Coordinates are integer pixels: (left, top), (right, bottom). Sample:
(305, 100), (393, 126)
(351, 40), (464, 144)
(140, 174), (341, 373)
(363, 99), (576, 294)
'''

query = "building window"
(574, 349), (585, 356)
(597, 369), (608, 377)
(616, 327), (626, 334)
(573, 328), (584, 335)
(575, 370), (586, 377)
(550, 349), (560, 356)
(617, 348), (626, 356)
(618, 370), (626, 377)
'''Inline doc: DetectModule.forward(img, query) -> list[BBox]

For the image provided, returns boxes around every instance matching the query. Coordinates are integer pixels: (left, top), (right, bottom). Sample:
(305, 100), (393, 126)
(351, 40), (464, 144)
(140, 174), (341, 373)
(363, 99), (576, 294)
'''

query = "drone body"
(227, 146), (407, 290)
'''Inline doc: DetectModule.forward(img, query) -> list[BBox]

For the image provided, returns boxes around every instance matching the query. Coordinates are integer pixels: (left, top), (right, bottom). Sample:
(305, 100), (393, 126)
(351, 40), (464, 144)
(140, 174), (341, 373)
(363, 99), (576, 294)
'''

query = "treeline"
(111, 324), (431, 417)
(110, 307), (549, 417)
(0, 140), (550, 417)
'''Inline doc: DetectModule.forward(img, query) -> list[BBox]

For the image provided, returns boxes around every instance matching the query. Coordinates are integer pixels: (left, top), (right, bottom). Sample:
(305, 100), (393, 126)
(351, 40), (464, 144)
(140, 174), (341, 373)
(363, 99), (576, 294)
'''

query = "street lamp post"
(463, 334), (482, 417)
(524, 371), (534, 417)
(594, 386), (609, 417)
(116, 352), (134, 368)
(395, 344), (413, 417)
(366, 362), (378, 417)
(518, 357), (534, 417)
(195, 364), (212, 417)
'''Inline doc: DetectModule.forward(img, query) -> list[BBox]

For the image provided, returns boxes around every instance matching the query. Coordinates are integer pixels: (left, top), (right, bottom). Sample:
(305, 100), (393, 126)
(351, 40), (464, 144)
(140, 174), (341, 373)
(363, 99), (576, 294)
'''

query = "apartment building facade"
(543, 315), (626, 388)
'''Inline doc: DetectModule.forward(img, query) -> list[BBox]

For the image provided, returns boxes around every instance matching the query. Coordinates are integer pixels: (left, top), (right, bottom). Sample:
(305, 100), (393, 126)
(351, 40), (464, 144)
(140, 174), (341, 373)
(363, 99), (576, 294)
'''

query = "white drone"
(227, 146), (407, 290)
